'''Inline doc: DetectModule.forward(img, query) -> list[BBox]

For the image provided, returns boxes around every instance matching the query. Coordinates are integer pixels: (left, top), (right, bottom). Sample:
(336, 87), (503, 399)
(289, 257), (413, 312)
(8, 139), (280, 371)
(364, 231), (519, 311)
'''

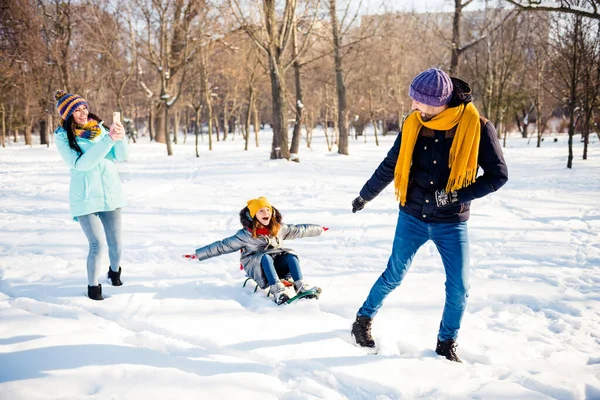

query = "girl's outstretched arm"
(280, 224), (324, 240)
(194, 232), (246, 261)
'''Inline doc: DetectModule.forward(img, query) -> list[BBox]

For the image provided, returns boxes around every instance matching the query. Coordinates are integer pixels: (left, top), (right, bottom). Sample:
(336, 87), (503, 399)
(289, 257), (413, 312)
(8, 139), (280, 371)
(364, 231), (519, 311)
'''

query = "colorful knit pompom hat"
(54, 90), (88, 121)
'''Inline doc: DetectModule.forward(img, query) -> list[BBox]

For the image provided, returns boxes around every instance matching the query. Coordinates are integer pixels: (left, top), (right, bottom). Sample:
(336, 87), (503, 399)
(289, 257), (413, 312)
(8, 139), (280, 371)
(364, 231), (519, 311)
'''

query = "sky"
(0, 127), (599, 399)
(366, 0), (455, 14)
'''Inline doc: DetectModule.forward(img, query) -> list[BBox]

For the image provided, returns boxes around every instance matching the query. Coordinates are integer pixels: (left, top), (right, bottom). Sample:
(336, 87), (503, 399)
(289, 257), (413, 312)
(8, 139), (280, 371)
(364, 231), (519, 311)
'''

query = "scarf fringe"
(446, 168), (477, 193)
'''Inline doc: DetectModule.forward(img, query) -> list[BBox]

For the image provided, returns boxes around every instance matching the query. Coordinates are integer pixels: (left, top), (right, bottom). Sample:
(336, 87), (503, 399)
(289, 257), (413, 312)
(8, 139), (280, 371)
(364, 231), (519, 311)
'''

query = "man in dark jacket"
(350, 68), (508, 362)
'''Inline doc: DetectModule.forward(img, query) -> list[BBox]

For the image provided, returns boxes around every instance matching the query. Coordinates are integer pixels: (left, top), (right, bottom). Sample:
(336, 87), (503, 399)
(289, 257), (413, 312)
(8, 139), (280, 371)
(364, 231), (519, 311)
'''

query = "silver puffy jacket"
(194, 223), (323, 289)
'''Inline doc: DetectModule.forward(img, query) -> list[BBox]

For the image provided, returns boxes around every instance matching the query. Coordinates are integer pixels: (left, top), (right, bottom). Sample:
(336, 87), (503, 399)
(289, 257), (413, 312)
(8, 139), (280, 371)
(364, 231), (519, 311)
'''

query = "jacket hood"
(448, 77), (472, 107)
(239, 205), (282, 229)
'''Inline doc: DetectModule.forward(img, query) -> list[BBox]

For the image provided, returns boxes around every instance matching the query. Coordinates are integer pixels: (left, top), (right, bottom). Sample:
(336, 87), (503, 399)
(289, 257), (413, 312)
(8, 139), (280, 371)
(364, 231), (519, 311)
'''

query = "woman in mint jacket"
(54, 90), (128, 301)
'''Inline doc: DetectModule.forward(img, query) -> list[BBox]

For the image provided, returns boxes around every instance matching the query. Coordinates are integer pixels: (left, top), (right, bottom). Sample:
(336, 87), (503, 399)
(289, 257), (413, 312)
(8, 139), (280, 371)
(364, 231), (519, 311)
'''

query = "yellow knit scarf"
(394, 102), (481, 206)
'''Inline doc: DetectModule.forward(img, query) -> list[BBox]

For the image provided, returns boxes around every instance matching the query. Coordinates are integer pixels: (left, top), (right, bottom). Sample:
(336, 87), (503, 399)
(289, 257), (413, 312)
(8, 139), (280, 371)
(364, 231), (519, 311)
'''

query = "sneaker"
(435, 339), (462, 363)
(351, 315), (375, 348)
(268, 282), (289, 305)
(293, 280), (322, 297)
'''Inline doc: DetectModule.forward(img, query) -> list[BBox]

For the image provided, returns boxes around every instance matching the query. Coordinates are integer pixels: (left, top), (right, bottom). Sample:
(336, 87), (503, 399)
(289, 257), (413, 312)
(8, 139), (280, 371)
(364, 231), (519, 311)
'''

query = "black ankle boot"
(88, 284), (104, 301)
(351, 315), (376, 348)
(107, 267), (123, 286)
(436, 339), (462, 363)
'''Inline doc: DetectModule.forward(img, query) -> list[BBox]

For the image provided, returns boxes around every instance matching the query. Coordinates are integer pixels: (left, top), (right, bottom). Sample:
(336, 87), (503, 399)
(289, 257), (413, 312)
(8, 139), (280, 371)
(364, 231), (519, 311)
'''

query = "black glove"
(434, 189), (458, 207)
(352, 196), (368, 213)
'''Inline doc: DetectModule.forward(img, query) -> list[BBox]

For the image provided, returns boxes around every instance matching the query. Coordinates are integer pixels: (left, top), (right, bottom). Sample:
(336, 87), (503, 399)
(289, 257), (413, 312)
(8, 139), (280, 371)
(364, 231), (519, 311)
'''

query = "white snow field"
(0, 129), (599, 400)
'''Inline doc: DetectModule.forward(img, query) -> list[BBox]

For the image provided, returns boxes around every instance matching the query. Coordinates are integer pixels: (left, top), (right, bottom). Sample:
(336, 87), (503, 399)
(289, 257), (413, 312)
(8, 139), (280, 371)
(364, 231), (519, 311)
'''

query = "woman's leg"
(77, 213), (104, 286)
(98, 209), (122, 272)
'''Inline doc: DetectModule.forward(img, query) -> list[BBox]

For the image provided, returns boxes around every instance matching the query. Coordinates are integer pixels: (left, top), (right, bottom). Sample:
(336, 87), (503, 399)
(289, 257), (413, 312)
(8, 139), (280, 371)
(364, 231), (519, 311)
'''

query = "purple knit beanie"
(408, 68), (453, 107)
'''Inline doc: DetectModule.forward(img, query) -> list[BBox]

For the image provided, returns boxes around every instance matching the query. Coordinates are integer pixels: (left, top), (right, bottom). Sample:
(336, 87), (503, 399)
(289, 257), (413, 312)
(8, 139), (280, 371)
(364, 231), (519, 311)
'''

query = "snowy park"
(1, 131), (599, 400)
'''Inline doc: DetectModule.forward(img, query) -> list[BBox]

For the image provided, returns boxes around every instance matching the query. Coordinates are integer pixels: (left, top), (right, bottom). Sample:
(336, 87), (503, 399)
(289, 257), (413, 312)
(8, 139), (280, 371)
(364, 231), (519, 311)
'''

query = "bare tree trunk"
(289, 23), (303, 162)
(330, 0), (349, 155)
(173, 110), (180, 145)
(148, 101), (155, 141)
(25, 121), (33, 145)
(536, 80), (543, 148)
(199, 46), (214, 151)
(213, 114), (220, 142)
(48, 114), (54, 144)
(8, 103), (15, 143)
(23, 100), (32, 145)
(372, 114), (380, 146)
(164, 103), (173, 155)
(0, 103), (5, 148)
(244, 87), (254, 151)
(40, 118), (48, 146)
(207, 106), (214, 151)
(268, 57), (290, 159)
(241, 113), (248, 140)
(333, 106), (339, 146)
(234, 113), (241, 141)
(567, 17), (581, 169)
(41, 110), (53, 146)
(305, 111), (313, 148)
(155, 104), (165, 143)
(194, 106), (201, 158)
(223, 103), (229, 141)
(449, 0), (464, 75)
(368, 88), (380, 146)
(183, 109), (188, 144)
(323, 102), (332, 152)
(253, 102), (260, 148)
(582, 101), (591, 160)
(244, 108), (250, 150)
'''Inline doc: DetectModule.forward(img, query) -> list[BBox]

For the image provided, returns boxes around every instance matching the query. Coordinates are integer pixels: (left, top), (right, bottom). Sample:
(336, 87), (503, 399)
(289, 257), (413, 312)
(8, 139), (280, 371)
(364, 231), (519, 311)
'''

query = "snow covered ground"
(0, 129), (599, 400)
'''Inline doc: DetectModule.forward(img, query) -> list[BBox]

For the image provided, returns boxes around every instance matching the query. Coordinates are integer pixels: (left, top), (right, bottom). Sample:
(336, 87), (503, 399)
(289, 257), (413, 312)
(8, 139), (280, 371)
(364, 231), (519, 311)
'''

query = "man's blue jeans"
(357, 211), (470, 341)
(78, 209), (122, 286)
(261, 253), (303, 286)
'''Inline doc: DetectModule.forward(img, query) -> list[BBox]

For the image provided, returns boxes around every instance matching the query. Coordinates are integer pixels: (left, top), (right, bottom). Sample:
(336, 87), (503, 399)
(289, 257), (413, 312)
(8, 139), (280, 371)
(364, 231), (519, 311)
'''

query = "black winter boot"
(107, 266), (123, 286)
(87, 284), (104, 301)
(351, 315), (376, 348)
(436, 339), (462, 363)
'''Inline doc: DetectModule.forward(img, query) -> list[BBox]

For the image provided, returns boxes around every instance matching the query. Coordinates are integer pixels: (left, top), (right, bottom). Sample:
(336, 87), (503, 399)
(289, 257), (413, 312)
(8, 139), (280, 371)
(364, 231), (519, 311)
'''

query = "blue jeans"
(357, 211), (470, 341)
(78, 209), (122, 286)
(261, 253), (303, 286)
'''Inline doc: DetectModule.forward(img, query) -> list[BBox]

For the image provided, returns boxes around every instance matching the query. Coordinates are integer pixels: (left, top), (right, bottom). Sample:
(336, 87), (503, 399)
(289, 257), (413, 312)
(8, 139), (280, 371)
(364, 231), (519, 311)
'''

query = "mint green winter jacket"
(55, 124), (128, 220)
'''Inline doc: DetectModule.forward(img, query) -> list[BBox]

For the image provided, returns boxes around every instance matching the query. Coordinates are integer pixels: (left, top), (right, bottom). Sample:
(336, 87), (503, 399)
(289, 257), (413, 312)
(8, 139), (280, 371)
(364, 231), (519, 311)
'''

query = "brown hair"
(239, 205), (283, 237)
(251, 215), (281, 238)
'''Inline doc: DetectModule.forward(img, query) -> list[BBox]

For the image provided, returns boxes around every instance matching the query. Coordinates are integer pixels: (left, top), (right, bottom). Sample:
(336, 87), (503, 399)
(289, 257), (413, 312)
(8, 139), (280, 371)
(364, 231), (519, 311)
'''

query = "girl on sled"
(189, 197), (326, 305)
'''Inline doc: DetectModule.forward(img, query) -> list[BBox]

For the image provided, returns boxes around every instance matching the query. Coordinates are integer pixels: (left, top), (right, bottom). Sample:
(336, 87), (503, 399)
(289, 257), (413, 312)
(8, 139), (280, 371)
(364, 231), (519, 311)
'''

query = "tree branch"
(505, 0), (600, 20)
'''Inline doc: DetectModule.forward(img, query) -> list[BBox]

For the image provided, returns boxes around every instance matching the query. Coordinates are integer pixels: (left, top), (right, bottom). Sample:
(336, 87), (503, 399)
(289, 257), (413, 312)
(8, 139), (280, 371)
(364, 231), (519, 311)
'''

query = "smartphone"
(113, 112), (121, 124)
